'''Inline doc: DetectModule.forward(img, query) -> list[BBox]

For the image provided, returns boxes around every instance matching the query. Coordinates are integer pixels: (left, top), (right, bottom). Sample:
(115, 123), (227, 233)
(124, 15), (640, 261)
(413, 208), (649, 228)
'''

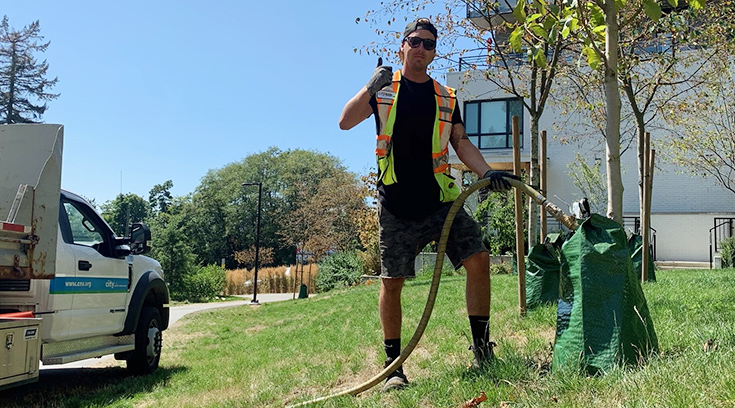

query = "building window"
(464, 98), (523, 149)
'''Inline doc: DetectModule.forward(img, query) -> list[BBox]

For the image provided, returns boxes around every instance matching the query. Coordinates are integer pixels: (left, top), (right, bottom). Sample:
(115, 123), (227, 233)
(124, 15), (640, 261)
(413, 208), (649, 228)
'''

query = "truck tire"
(127, 306), (162, 375)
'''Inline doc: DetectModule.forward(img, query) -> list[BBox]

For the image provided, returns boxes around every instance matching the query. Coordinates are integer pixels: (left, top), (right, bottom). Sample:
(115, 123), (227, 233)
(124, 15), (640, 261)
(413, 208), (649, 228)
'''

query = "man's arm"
(339, 86), (373, 130)
(449, 122), (492, 176)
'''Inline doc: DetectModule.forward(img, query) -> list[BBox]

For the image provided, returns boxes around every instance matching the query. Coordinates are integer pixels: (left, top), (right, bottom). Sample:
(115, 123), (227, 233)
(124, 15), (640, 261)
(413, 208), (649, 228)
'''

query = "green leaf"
(532, 0), (546, 13)
(512, 0), (527, 24)
(688, 0), (704, 9)
(530, 23), (549, 39)
(542, 17), (556, 32)
(589, 4), (605, 26)
(549, 25), (559, 43)
(643, 0), (662, 21)
(528, 13), (543, 23)
(569, 18), (579, 33)
(561, 25), (571, 38)
(583, 46), (601, 70)
(509, 27), (524, 52)
(667, 0), (678, 7)
(534, 48), (548, 67)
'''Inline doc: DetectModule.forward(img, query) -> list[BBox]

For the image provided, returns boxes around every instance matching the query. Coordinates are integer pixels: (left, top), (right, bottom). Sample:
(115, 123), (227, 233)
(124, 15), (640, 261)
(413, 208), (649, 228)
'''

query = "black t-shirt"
(370, 76), (463, 219)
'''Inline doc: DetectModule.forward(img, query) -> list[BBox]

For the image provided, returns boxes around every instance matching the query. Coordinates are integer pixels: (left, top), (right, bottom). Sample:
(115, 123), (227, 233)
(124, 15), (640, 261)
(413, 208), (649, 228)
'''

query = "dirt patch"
(246, 324), (267, 335)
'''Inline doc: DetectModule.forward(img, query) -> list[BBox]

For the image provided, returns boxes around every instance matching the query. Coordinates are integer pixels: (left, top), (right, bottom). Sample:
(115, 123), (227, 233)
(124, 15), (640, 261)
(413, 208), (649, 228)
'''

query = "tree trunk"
(636, 119), (646, 229)
(528, 115), (540, 247)
(623, 80), (647, 229)
(604, 0), (624, 224)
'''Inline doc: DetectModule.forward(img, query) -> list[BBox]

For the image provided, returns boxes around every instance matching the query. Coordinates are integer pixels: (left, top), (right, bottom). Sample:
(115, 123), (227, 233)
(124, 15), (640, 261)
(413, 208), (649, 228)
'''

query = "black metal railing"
(458, 53), (528, 72)
(710, 217), (735, 268)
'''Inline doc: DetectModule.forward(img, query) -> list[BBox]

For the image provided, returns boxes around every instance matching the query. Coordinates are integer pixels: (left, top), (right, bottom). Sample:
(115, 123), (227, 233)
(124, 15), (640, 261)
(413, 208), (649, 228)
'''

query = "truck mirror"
(130, 222), (152, 255)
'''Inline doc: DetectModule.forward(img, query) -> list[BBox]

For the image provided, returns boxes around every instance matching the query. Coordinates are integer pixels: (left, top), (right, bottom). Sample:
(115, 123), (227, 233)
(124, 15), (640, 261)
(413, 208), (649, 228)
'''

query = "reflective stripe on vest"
(375, 70), (460, 202)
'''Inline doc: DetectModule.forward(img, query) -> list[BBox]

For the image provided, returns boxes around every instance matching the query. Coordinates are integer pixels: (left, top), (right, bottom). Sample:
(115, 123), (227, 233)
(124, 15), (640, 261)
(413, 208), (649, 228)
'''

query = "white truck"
(0, 124), (169, 389)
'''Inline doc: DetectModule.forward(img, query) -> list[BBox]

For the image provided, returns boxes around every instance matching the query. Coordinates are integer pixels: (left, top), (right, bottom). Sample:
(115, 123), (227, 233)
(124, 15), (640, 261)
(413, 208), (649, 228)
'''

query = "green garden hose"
(286, 177), (575, 407)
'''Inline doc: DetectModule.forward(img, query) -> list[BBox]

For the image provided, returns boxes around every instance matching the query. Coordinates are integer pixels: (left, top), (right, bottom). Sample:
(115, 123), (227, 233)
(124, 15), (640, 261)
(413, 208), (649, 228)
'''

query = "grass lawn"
(2, 268), (735, 407)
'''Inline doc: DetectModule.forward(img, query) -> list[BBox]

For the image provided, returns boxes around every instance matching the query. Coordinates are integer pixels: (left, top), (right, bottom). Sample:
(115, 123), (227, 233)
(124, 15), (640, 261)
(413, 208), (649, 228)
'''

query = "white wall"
(651, 213), (731, 262)
(446, 70), (735, 262)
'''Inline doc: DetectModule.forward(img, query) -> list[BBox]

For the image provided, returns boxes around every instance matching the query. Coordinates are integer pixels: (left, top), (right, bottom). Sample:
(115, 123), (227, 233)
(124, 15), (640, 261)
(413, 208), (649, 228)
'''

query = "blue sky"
(3, 1), (439, 205)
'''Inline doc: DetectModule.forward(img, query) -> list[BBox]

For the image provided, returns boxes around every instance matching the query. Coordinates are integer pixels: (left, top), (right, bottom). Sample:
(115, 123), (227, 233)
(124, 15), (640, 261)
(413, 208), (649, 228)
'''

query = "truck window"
(63, 201), (104, 247)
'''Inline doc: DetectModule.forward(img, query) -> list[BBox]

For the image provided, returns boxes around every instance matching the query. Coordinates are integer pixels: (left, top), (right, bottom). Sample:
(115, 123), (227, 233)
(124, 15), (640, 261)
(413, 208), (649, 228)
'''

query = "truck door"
(58, 198), (129, 338)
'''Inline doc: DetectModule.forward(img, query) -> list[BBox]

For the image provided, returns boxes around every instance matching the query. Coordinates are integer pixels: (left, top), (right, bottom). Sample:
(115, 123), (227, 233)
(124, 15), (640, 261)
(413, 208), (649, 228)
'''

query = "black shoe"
(470, 340), (496, 369)
(382, 358), (409, 392)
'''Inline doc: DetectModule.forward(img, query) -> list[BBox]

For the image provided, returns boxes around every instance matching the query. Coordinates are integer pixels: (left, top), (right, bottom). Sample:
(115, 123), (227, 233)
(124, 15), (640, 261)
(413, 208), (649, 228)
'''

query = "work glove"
(366, 57), (393, 96)
(482, 170), (520, 192)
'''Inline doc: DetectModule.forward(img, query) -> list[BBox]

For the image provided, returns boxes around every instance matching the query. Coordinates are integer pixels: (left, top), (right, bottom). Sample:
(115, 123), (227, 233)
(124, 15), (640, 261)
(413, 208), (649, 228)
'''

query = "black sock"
(468, 315), (490, 346)
(384, 338), (401, 361)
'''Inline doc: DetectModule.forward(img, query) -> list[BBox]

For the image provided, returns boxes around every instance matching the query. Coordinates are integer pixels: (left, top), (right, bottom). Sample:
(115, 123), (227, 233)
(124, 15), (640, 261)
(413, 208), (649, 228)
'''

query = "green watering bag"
(628, 234), (656, 282)
(525, 238), (562, 310)
(552, 214), (659, 374)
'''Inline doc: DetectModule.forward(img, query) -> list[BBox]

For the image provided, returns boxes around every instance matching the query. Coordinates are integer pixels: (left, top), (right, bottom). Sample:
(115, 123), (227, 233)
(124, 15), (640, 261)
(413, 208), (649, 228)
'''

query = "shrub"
(490, 262), (513, 275)
(315, 251), (364, 293)
(721, 237), (735, 268)
(183, 264), (226, 302)
(224, 265), (318, 295)
(359, 242), (381, 276)
(474, 191), (527, 256)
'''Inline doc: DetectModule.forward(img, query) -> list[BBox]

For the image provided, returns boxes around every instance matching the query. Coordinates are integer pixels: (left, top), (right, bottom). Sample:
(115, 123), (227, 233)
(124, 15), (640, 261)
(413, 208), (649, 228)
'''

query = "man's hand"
(482, 170), (520, 192)
(366, 57), (393, 96)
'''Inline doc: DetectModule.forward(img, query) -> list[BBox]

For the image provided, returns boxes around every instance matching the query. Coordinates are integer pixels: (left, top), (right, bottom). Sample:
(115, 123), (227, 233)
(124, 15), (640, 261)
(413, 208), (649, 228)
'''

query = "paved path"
(41, 293), (295, 370)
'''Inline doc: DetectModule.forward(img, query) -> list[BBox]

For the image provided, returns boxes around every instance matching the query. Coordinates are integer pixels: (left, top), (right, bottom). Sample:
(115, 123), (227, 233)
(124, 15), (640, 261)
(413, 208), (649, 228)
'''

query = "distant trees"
(100, 193), (150, 236)
(0, 16), (58, 124)
(97, 150), (372, 300)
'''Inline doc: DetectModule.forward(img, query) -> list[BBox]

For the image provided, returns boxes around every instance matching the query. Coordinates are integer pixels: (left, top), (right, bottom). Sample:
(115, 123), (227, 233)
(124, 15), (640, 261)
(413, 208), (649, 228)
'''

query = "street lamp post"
(242, 182), (262, 305)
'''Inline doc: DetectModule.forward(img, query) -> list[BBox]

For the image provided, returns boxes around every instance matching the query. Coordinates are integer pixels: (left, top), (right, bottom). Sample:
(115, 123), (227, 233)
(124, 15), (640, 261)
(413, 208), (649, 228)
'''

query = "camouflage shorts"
(378, 204), (487, 279)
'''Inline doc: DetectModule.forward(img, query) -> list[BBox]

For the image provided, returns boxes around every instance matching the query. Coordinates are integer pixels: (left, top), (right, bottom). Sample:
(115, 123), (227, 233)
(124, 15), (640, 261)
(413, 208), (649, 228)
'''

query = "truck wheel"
(127, 306), (162, 375)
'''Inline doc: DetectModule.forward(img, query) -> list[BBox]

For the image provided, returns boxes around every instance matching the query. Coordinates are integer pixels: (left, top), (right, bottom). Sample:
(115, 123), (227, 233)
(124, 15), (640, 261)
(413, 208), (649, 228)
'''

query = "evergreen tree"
(0, 16), (59, 124)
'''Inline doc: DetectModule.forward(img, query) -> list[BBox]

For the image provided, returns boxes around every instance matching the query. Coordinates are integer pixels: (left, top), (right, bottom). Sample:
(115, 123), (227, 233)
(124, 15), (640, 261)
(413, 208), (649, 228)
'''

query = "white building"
(445, 68), (735, 264)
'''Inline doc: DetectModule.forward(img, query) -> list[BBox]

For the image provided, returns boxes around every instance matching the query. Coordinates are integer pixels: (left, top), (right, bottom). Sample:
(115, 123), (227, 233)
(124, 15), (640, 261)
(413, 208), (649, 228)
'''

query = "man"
(339, 18), (517, 391)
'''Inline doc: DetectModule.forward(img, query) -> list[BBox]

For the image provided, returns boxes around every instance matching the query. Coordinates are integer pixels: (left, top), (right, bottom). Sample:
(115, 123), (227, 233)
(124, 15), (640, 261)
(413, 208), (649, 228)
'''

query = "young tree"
(516, 0), (707, 224)
(0, 16), (58, 124)
(567, 153), (607, 214)
(666, 56), (735, 196)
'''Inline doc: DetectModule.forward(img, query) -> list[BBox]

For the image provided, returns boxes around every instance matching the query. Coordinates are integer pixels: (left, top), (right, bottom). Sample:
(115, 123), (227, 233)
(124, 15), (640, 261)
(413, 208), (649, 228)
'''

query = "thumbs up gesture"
(366, 57), (393, 96)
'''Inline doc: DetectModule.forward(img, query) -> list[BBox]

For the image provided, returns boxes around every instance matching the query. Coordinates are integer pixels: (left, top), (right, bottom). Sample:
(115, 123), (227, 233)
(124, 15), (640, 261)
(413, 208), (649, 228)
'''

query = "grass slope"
(2, 268), (735, 407)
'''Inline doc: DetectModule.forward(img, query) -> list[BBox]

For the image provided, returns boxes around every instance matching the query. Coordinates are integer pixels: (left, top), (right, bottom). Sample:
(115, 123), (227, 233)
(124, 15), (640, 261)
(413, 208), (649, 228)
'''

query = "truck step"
(41, 333), (135, 365)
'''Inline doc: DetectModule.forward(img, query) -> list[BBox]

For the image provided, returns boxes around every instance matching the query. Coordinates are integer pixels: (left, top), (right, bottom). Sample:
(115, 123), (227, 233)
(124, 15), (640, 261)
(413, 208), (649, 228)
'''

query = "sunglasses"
(404, 36), (436, 51)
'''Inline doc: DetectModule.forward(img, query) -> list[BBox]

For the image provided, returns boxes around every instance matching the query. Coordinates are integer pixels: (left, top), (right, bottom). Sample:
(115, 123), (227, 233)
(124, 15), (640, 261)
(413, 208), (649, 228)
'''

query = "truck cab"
(0, 124), (169, 389)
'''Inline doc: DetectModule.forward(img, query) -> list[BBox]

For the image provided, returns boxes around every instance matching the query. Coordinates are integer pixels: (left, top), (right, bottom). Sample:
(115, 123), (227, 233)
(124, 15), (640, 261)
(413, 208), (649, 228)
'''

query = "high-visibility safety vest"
(374, 70), (460, 203)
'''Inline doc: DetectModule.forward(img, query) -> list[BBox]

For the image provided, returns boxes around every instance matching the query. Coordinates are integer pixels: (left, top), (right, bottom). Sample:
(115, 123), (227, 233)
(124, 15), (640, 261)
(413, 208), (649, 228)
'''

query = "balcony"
(458, 52), (527, 72)
(466, 0), (518, 29)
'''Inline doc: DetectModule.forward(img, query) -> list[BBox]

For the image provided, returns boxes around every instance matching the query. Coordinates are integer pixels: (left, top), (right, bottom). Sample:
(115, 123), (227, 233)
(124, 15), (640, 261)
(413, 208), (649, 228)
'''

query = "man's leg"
(464, 251), (490, 316)
(379, 277), (405, 339)
(464, 250), (494, 367)
(379, 277), (408, 390)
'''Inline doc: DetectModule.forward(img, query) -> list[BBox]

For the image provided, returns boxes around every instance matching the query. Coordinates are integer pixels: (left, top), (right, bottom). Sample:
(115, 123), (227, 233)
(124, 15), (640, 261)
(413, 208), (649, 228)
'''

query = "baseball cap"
(404, 18), (438, 39)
